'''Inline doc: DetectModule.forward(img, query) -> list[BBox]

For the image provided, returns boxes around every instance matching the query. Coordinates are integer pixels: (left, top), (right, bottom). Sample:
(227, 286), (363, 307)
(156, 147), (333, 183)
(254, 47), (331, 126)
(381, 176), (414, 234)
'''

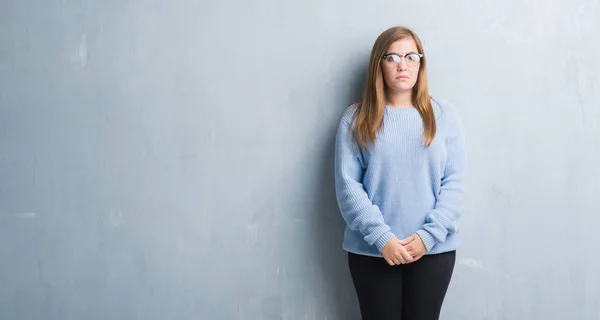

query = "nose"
(397, 57), (408, 70)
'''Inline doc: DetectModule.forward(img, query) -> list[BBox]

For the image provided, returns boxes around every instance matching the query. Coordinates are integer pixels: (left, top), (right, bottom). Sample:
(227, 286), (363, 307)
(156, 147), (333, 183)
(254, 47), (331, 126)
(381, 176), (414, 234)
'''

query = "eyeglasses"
(381, 53), (423, 67)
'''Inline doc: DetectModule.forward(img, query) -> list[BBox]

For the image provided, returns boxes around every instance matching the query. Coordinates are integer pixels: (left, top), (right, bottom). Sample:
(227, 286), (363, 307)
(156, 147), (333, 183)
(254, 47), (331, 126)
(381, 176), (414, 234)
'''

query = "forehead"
(386, 38), (418, 54)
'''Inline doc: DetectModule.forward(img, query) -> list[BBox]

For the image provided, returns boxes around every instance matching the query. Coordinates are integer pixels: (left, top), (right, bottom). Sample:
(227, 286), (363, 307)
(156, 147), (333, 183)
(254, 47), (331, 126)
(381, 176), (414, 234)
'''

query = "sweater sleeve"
(416, 112), (467, 252)
(334, 116), (395, 252)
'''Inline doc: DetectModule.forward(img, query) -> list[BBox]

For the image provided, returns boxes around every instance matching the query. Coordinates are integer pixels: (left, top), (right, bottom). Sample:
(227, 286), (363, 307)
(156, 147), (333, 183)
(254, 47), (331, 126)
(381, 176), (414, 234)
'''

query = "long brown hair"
(351, 26), (436, 150)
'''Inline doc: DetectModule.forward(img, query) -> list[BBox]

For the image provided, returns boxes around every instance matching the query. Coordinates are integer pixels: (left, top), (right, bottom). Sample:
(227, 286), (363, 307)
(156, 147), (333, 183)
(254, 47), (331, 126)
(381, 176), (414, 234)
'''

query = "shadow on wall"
(310, 63), (366, 320)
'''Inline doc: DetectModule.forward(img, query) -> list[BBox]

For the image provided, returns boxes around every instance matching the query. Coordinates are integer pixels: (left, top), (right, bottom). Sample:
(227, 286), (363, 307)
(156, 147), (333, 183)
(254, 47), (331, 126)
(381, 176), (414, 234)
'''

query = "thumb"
(398, 236), (412, 245)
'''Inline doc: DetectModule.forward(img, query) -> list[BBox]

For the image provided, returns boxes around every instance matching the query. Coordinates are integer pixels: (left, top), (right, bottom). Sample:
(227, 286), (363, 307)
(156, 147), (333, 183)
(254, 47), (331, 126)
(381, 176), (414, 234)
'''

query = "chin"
(390, 85), (414, 93)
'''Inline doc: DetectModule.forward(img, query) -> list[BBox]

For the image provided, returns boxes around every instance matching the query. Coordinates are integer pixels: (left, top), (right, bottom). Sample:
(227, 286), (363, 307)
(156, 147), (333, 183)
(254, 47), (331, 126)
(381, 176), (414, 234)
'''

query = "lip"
(396, 75), (409, 80)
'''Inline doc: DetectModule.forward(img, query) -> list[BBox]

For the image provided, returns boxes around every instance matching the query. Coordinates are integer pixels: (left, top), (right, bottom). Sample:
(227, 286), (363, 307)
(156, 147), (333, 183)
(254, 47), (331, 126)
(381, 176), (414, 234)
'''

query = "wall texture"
(1, 0), (599, 319)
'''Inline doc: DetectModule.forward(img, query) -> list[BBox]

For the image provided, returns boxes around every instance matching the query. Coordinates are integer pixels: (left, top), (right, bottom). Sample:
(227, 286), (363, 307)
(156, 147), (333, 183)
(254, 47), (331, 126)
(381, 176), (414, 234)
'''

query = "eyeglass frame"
(381, 52), (424, 67)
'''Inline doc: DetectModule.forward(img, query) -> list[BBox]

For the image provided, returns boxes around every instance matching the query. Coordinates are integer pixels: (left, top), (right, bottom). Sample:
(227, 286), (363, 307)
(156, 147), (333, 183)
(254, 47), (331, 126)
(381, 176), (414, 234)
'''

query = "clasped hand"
(381, 233), (426, 266)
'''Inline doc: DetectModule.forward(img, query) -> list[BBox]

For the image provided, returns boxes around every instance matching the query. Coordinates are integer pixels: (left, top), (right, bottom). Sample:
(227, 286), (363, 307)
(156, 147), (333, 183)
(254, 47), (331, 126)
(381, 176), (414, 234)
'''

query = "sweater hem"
(342, 238), (459, 257)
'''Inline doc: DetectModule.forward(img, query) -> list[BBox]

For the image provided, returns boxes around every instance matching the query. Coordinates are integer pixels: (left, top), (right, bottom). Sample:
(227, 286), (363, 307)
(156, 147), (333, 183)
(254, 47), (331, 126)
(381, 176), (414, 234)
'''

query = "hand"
(399, 234), (427, 262)
(381, 237), (413, 266)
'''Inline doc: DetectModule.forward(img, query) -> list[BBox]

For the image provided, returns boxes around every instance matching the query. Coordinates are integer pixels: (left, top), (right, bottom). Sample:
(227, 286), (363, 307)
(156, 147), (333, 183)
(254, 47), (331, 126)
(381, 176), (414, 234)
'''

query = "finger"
(405, 245), (417, 256)
(392, 253), (404, 264)
(399, 247), (414, 263)
(404, 253), (421, 263)
(387, 252), (398, 265)
(398, 237), (412, 245)
(383, 252), (398, 265)
(385, 257), (395, 266)
(401, 234), (419, 245)
(396, 253), (406, 265)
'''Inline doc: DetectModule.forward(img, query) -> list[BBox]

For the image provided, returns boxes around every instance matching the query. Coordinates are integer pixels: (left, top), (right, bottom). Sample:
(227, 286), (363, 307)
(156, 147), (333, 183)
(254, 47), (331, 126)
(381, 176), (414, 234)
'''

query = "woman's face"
(381, 38), (421, 95)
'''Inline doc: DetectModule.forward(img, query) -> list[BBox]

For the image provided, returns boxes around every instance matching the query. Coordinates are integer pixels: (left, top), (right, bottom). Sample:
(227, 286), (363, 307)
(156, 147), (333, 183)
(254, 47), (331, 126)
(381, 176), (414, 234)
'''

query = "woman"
(334, 26), (467, 320)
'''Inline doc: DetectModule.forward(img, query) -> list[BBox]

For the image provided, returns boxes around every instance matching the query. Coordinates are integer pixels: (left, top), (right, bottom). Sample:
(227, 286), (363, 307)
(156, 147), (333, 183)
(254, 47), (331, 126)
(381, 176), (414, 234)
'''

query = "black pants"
(348, 251), (456, 320)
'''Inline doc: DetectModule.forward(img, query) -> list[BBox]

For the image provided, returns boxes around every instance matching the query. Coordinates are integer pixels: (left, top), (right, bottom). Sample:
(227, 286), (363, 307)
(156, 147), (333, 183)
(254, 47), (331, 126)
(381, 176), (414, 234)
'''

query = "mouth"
(396, 75), (409, 80)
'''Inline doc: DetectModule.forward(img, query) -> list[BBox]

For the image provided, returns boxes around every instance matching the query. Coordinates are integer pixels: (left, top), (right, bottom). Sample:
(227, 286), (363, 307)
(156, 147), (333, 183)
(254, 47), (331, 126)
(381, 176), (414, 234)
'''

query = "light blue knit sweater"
(334, 98), (466, 257)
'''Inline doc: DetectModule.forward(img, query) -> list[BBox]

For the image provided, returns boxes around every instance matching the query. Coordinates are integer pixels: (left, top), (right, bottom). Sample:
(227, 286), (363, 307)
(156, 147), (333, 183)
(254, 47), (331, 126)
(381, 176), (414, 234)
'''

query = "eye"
(385, 54), (400, 63)
(407, 53), (421, 62)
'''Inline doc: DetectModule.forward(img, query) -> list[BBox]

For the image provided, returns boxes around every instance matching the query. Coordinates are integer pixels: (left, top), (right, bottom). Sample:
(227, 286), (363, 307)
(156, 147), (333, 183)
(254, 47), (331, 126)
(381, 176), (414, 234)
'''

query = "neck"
(386, 90), (413, 108)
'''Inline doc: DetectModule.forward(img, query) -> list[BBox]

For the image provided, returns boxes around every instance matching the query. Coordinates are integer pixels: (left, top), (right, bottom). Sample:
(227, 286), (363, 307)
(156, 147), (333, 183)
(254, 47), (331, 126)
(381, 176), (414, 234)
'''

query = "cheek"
(411, 74), (419, 83)
(412, 68), (420, 79)
(381, 65), (393, 79)
(380, 67), (395, 86)
(408, 70), (419, 84)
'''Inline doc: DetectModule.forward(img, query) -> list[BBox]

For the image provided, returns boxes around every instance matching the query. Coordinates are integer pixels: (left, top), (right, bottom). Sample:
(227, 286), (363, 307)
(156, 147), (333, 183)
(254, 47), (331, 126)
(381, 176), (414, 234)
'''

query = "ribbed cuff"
(416, 229), (437, 252)
(374, 231), (396, 252)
